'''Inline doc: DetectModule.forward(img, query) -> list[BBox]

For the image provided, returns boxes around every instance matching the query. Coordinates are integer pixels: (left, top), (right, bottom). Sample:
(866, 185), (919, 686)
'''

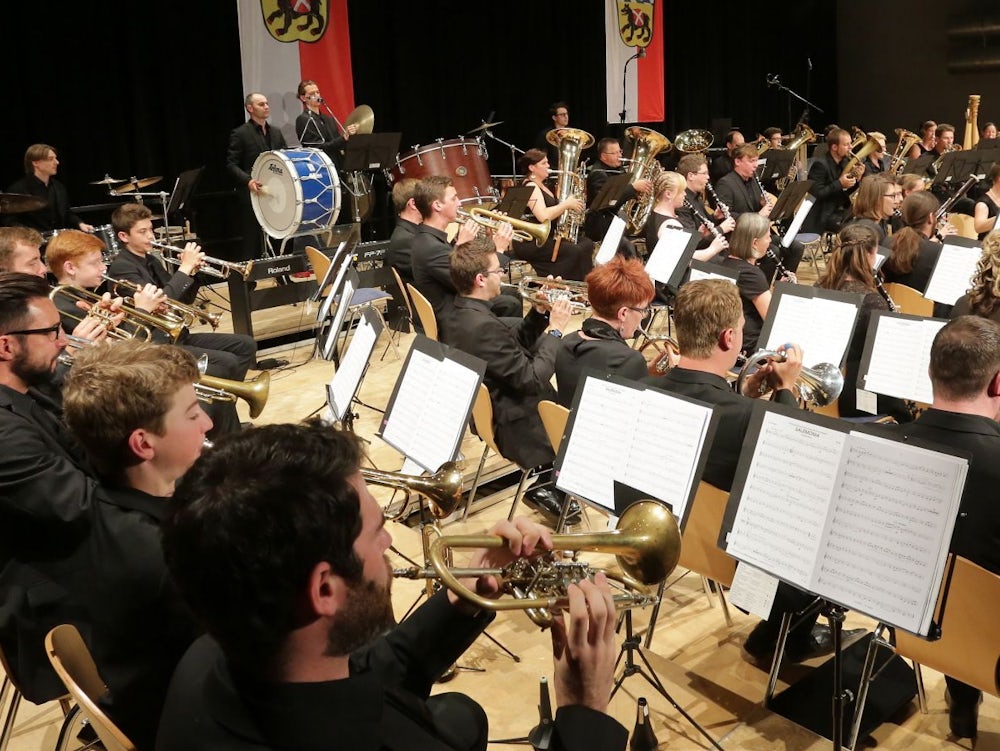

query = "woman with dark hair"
(882, 191), (943, 294)
(715, 212), (774, 354)
(512, 148), (594, 280)
(952, 230), (1000, 321)
(815, 223), (909, 421)
(554, 256), (654, 406)
(842, 174), (899, 244)
(973, 163), (1000, 241)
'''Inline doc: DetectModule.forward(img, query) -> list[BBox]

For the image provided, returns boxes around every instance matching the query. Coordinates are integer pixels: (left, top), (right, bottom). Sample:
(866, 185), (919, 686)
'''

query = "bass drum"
(391, 137), (496, 206)
(251, 148), (341, 239)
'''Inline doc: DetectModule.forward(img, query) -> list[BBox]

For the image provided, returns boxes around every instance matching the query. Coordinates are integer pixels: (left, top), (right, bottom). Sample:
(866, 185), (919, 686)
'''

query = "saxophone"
(621, 126), (672, 234)
(547, 127), (594, 244)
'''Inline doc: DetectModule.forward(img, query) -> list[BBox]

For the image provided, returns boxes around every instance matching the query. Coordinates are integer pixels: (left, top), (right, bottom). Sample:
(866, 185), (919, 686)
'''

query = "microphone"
(807, 57), (813, 71)
(315, 96), (326, 104)
(638, 47), (646, 58)
(766, 74), (779, 86)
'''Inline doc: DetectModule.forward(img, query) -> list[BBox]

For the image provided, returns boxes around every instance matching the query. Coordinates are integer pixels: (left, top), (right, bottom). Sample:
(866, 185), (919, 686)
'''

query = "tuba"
(736, 350), (844, 408)
(841, 130), (881, 179)
(620, 126), (672, 234)
(396, 499), (681, 628)
(546, 127), (594, 244)
(889, 128), (922, 175)
(775, 123), (816, 191)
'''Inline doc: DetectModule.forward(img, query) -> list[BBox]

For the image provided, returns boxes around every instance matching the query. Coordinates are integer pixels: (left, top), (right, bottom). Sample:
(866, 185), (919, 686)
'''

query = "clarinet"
(683, 198), (723, 238)
(873, 270), (899, 312)
(705, 182), (733, 223)
(753, 174), (773, 211)
(765, 247), (795, 283)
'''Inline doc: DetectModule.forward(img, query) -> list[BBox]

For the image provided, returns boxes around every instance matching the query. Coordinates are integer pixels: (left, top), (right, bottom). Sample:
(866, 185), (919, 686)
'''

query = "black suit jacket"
(641, 368), (796, 491)
(555, 319), (648, 407)
(411, 224), (456, 314)
(803, 153), (855, 234)
(880, 409), (1000, 575)
(225, 120), (288, 198)
(387, 218), (420, 287)
(106, 246), (200, 304)
(439, 297), (559, 468)
(714, 170), (763, 220)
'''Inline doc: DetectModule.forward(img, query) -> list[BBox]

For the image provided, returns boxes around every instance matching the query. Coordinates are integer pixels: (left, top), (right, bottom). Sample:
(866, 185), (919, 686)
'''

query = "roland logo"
(267, 163), (284, 176)
(267, 264), (292, 274)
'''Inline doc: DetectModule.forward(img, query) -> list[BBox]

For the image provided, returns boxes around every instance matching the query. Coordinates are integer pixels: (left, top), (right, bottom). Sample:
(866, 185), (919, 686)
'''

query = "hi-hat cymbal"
(112, 176), (163, 195)
(344, 104), (374, 135)
(467, 120), (503, 135)
(90, 175), (127, 185)
(0, 192), (47, 214)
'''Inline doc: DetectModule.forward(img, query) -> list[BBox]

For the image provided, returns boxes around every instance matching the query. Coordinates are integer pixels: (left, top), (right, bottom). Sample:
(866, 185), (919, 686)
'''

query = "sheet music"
(381, 350), (479, 471)
(726, 410), (847, 588)
(862, 315), (945, 403)
(814, 432), (967, 635)
(780, 196), (815, 247)
(729, 563), (779, 619)
(327, 313), (377, 420)
(688, 267), (737, 284)
(557, 376), (712, 520)
(595, 215), (627, 265)
(645, 229), (691, 284)
(924, 241), (981, 305)
(763, 292), (858, 368)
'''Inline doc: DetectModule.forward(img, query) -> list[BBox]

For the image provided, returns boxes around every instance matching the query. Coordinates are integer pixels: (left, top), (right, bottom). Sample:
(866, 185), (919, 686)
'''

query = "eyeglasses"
(627, 305), (652, 316)
(3, 322), (62, 339)
(483, 267), (506, 277)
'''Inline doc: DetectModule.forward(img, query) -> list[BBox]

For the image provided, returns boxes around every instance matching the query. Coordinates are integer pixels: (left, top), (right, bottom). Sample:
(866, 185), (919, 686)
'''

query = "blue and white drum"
(250, 148), (341, 239)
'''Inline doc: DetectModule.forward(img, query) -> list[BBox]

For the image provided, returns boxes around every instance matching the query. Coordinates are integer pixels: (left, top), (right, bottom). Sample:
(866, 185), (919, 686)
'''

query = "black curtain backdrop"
(4, 1), (837, 257)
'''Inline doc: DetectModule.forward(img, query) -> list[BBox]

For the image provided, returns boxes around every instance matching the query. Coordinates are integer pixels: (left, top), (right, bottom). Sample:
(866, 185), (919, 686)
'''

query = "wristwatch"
(548, 329), (563, 339)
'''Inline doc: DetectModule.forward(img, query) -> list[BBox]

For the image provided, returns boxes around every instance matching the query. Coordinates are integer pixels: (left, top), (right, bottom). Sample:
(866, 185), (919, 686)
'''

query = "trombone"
(49, 285), (185, 342)
(150, 241), (255, 281)
(102, 274), (222, 330)
(457, 208), (550, 247)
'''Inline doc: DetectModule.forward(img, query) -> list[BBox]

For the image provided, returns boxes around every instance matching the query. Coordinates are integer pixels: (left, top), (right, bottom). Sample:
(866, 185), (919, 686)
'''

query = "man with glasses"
(439, 238), (581, 526)
(583, 138), (652, 243)
(535, 101), (572, 167)
(802, 127), (859, 235)
(676, 154), (735, 250)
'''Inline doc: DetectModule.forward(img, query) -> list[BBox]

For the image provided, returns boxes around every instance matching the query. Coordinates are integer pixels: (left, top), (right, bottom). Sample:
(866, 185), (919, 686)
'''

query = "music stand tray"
(905, 152), (936, 178)
(343, 133), (402, 172)
(771, 180), (814, 225)
(588, 173), (632, 212)
(757, 150), (795, 185)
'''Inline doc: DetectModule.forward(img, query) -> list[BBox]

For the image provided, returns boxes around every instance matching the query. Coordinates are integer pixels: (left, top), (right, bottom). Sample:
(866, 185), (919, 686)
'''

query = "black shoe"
(522, 487), (581, 526)
(786, 625), (867, 663)
(946, 689), (981, 739)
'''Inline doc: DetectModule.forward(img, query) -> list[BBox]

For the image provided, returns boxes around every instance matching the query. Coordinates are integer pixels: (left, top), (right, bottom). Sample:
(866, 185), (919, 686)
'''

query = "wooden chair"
(406, 283), (438, 342)
(45, 625), (135, 751)
(675, 481), (738, 626)
(883, 282), (933, 317)
(947, 213), (978, 240)
(537, 400), (570, 454)
(0, 639), (76, 751)
(463, 384), (539, 522)
(389, 266), (415, 334)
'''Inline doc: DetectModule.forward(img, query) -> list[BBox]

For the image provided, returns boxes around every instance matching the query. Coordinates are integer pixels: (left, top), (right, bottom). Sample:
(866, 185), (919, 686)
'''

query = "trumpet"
(517, 276), (589, 312)
(196, 372), (270, 419)
(102, 274), (222, 329)
(395, 499), (681, 628)
(457, 207), (550, 247)
(736, 349), (844, 408)
(150, 241), (254, 281)
(49, 285), (185, 342)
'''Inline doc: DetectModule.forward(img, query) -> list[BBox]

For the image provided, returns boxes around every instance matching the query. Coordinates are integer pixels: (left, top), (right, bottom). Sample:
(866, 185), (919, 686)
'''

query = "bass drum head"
(251, 148), (341, 240)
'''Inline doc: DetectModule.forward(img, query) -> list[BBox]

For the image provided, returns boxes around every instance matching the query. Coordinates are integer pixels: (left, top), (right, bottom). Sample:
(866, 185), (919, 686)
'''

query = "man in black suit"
(583, 138), (652, 243)
(387, 178), (422, 331)
(878, 315), (1000, 739)
(802, 127), (858, 235)
(709, 129), (745, 184)
(3, 144), (93, 234)
(157, 420), (625, 751)
(225, 92), (288, 260)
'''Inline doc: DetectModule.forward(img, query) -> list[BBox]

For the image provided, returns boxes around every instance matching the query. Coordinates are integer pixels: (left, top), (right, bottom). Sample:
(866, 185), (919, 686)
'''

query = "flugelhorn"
(458, 207), (550, 247)
(395, 499), (681, 628)
(361, 462), (465, 520)
(150, 241), (254, 281)
(102, 274), (222, 329)
(196, 373), (270, 419)
(889, 129), (921, 175)
(517, 276), (589, 312)
(49, 285), (185, 342)
(736, 349), (844, 407)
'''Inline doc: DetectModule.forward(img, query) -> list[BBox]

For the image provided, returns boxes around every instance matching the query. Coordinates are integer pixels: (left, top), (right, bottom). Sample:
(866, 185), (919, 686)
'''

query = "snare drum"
(391, 137), (496, 205)
(251, 148), (341, 239)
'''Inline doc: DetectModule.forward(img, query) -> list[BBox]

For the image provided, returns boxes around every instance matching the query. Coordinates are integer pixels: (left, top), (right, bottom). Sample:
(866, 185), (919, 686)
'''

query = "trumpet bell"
(466, 206), (550, 247)
(198, 371), (270, 419)
(361, 462), (465, 520)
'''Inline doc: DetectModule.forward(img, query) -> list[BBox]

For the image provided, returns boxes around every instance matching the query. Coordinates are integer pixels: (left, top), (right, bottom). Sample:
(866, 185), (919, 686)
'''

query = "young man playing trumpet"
(107, 203), (257, 436)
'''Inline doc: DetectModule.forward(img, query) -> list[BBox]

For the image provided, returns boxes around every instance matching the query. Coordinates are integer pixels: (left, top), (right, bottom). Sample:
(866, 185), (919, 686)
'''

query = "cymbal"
(344, 104), (374, 135)
(90, 175), (127, 185)
(467, 120), (503, 135)
(0, 192), (47, 214)
(112, 176), (162, 195)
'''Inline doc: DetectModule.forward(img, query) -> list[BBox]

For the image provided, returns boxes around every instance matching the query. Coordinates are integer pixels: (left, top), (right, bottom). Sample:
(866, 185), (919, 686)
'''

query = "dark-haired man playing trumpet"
(106, 202), (256, 436)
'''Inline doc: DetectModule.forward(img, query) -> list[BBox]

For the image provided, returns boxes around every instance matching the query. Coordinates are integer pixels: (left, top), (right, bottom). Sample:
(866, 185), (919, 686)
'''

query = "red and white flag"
(605, 1), (664, 124)
(236, 0), (355, 142)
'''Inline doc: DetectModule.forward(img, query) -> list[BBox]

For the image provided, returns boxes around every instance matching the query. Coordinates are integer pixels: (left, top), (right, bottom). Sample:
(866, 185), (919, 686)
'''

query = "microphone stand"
(317, 98), (347, 139)
(481, 125), (524, 178)
(619, 50), (644, 125)
(765, 74), (824, 128)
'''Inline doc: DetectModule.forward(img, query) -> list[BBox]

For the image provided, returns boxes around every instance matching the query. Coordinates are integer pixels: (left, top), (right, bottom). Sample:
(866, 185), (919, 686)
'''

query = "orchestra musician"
(0, 226), (51, 278)
(674, 154), (735, 252)
(876, 315), (1000, 739)
(802, 127), (859, 235)
(973, 163), (1000, 240)
(882, 191), (944, 298)
(814, 223), (910, 422)
(862, 131), (889, 175)
(535, 101), (571, 167)
(646, 171), (728, 262)
(295, 79), (358, 170)
(582, 138), (652, 245)
(714, 213), (777, 355)
(554, 256), (654, 408)
(915, 120), (937, 156)
(980, 121), (998, 142)
(952, 230), (1000, 321)
(513, 149), (594, 281)
(157, 421), (626, 750)
(2, 144), (94, 234)
(927, 123), (974, 216)
(709, 129), (745, 184)
(387, 178), (421, 289)
(840, 174), (900, 245)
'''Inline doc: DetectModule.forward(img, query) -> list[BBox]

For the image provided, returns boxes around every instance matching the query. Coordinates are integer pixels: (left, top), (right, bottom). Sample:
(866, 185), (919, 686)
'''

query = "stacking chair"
(882, 282), (934, 317)
(389, 267), (415, 336)
(45, 625), (135, 751)
(406, 283), (438, 342)
(0, 641), (75, 751)
(947, 213), (978, 240)
(537, 400), (570, 454)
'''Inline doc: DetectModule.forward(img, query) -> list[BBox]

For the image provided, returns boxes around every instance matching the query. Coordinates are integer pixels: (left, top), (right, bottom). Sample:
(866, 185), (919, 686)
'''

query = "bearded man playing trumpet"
(106, 203), (256, 436)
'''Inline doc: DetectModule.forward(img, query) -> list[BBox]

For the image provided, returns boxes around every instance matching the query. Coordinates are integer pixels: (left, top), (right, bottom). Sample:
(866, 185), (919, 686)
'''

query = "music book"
(758, 284), (863, 369)
(720, 401), (968, 635)
(644, 227), (699, 289)
(595, 214), (627, 266)
(857, 311), (947, 405)
(688, 259), (738, 284)
(326, 307), (384, 422)
(554, 369), (717, 528)
(923, 236), (981, 306)
(379, 335), (485, 473)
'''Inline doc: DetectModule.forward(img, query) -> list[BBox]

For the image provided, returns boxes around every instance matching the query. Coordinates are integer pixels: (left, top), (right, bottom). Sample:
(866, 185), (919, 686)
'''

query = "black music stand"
(325, 306), (384, 434)
(905, 152), (937, 178)
(342, 133), (402, 172)
(769, 180), (814, 226)
(756, 149), (795, 186)
(588, 173), (632, 213)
